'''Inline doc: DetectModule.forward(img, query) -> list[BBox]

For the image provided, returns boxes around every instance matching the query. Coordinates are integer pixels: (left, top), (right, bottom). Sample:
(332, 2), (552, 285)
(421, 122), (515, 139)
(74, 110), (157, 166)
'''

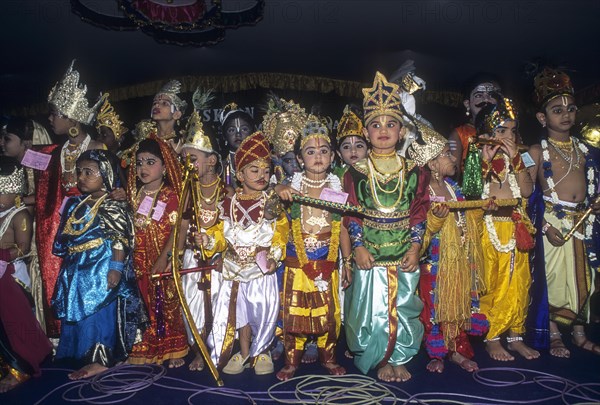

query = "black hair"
(0, 156), (21, 175)
(462, 72), (503, 100)
(222, 111), (256, 131)
(5, 117), (34, 141)
(474, 104), (496, 135)
(136, 138), (164, 163)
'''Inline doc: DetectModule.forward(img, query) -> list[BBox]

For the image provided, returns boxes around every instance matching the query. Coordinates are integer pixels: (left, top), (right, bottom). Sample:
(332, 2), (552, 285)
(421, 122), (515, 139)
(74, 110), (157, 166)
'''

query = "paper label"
(21, 149), (51, 170)
(256, 250), (269, 274)
(430, 195), (446, 203)
(319, 188), (349, 204)
(137, 196), (154, 215)
(152, 200), (167, 221)
(521, 152), (535, 168)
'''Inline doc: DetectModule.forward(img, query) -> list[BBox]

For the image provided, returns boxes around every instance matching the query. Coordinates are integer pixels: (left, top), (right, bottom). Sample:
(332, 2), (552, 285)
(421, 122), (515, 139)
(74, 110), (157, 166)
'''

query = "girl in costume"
(408, 126), (489, 373)
(0, 158), (52, 392)
(474, 100), (539, 361)
(276, 115), (350, 381)
(208, 132), (288, 376)
(179, 110), (228, 372)
(128, 139), (189, 368)
(343, 72), (429, 383)
(52, 150), (145, 379)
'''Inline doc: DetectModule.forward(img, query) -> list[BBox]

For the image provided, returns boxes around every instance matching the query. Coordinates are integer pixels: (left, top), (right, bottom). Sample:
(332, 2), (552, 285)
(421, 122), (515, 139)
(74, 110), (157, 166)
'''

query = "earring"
(465, 107), (470, 117)
(14, 196), (22, 208)
(432, 171), (440, 181)
(68, 126), (79, 137)
(541, 121), (546, 128)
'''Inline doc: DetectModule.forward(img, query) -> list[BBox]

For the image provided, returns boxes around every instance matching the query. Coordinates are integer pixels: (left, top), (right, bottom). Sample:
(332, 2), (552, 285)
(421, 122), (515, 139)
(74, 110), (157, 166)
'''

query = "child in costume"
(219, 103), (256, 188)
(334, 105), (368, 178)
(179, 109), (227, 372)
(52, 150), (145, 379)
(527, 68), (600, 357)
(0, 158), (52, 392)
(96, 94), (129, 156)
(128, 139), (189, 368)
(343, 72), (429, 383)
(408, 126), (489, 373)
(474, 100), (539, 361)
(276, 115), (350, 381)
(208, 132), (288, 376)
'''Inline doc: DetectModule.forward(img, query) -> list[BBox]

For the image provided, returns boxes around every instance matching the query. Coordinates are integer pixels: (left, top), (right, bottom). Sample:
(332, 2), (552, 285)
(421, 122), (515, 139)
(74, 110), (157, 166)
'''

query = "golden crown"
(407, 122), (448, 167)
(301, 114), (330, 149)
(183, 110), (215, 153)
(0, 165), (26, 195)
(262, 96), (307, 156)
(478, 98), (518, 136)
(95, 94), (128, 140)
(362, 72), (404, 126)
(336, 105), (364, 142)
(533, 67), (574, 107)
(47, 60), (102, 125)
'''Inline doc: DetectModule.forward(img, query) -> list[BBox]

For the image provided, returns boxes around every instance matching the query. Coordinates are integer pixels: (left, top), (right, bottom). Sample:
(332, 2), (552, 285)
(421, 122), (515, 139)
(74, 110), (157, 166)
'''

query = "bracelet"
(342, 256), (352, 267)
(109, 260), (124, 273)
(541, 222), (552, 235)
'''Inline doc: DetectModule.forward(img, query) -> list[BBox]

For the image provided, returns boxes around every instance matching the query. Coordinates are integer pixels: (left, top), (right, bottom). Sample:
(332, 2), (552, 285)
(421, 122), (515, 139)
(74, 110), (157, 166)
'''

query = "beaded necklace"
(63, 194), (107, 236)
(366, 156), (405, 213)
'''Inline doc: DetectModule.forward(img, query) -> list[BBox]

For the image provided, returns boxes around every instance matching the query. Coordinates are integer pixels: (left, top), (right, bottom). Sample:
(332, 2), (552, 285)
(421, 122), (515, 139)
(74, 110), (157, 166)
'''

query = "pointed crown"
(262, 96), (307, 157)
(300, 114), (331, 149)
(533, 67), (574, 107)
(336, 105), (364, 142)
(478, 98), (518, 136)
(362, 72), (404, 126)
(235, 131), (271, 171)
(47, 60), (102, 125)
(95, 93), (128, 140)
(183, 110), (216, 153)
(154, 80), (187, 113)
(407, 122), (448, 167)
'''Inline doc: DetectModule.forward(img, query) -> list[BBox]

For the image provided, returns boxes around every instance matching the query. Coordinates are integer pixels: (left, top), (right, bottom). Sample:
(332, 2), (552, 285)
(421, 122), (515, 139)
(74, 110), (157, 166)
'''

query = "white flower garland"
(482, 154), (520, 252)
(541, 138), (594, 240)
(290, 172), (342, 193)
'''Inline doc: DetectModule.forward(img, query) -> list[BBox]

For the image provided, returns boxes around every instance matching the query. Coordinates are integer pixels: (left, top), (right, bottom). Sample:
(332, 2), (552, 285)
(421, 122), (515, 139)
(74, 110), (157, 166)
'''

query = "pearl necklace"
(61, 135), (91, 173)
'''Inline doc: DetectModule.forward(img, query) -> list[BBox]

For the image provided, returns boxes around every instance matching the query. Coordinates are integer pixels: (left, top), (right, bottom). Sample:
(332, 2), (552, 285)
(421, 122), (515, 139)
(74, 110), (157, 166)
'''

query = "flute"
(477, 138), (529, 152)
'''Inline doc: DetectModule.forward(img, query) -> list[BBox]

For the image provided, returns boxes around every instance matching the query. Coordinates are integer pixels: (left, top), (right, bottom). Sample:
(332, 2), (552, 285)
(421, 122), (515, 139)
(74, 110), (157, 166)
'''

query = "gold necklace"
(547, 137), (573, 150)
(63, 194), (107, 236)
(236, 189), (263, 201)
(367, 158), (405, 213)
(369, 152), (403, 177)
(370, 150), (397, 159)
(198, 177), (220, 203)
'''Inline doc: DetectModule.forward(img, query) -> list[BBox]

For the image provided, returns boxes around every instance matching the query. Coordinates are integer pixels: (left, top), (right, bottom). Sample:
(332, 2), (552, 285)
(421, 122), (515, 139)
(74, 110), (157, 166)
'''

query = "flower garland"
(541, 138), (595, 240)
(482, 154), (520, 252)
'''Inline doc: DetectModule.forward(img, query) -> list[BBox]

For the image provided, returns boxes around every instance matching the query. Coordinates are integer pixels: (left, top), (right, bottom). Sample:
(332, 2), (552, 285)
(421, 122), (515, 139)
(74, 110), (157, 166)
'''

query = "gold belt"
(68, 238), (103, 254)
(363, 217), (409, 230)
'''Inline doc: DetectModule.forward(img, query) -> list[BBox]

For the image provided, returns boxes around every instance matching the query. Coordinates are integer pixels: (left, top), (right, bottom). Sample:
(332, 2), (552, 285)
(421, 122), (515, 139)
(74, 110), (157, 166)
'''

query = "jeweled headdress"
(336, 105), (364, 142)
(300, 114), (330, 149)
(0, 164), (26, 195)
(219, 102), (243, 125)
(47, 60), (102, 125)
(184, 88), (216, 153)
(262, 95), (307, 157)
(407, 122), (448, 167)
(533, 67), (574, 108)
(235, 131), (271, 171)
(154, 80), (187, 113)
(362, 72), (404, 126)
(477, 98), (518, 136)
(95, 93), (129, 140)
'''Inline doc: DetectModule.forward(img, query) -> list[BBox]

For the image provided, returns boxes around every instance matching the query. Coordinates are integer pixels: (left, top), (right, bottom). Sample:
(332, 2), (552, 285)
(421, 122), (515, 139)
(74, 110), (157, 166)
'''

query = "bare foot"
(572, 333), (600, 355)
(301, 343), (318, 364)
(426, 359), (444, 373)
(376, 363), (396, 382)
(392, 365), (412, 382)
(168, 358), (185, 369)
(485, 340), (514, 361)
(68, 363), (108, 380)
(322, 362), (346, 376)
(449, 352), (478, 372)
(0, 373), (27, 393)
(271, 340), (284, 361)
(549, 336), (570, 358)
(276, 365), (297, 381)
(189, 354), (205, 371)
(344, 350), (354, 359)
(507, 339), (540, 360)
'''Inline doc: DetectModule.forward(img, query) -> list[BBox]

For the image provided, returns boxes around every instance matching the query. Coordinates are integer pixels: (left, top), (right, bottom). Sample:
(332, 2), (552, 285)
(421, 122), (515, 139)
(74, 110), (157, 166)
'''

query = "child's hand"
(152, 256), (168, 275)
(479, 135), (500, 162)
(432, 203), (450, 219)
(483, 198), (498, 213)
(400, 244), (420, 272)
(354, 246), (374, 270)
(342, 260), (353, 289)
(107, 270), (122, 290)
(265, 258), (278, 274)
(109, 187), (127, 201)
(274, 184), (299, 202)
(193, 232), (209, 249)
(545, 225), (566, 247)
(500, 138), (518, 159)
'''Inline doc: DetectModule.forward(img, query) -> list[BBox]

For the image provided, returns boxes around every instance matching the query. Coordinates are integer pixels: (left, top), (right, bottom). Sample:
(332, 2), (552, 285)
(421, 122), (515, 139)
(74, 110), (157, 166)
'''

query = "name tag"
(21, 149), (52, 170)
(152, 200), (166, 221)
(319, 187), (349, 204)
(256, 250), (269, 274)
(137, 196), (154, 216)
(430, 195), (446, 203)
(521, 152), (535, 168)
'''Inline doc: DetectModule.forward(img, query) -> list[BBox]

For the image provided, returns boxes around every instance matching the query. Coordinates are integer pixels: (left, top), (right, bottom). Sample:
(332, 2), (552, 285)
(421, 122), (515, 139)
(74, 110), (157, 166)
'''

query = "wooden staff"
(151, 265), (217, 280)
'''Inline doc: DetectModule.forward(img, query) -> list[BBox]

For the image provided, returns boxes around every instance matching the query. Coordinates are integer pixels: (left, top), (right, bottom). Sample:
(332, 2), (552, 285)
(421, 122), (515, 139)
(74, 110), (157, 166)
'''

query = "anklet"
(484, 337), (500, 342)
(506, 336), (523, 343)
(571, 331), (586, 337)
(549, 332), (561, 338)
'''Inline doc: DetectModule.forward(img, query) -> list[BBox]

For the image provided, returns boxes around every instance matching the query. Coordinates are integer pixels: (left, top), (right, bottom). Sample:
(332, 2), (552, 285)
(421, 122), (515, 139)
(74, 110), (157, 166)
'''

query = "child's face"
(48, 107), (72, 136)
(238, 162), (270, 194)
(281, 151), (300, 176)
(225, 117), (252, 152)
(1, 132), (26, 158)
(76, 159), (104, 195)
(493, 120), (518, 141)
(542, 96), (577, 133)
(182, 147), (214, 177)
(0, 193), (18, 212)
(338, 135), (368, 165)
(364, 115), (403, 151)
(151, 95), (181, 122)
(430, 145), (457, 178)
(98, 126), (119, 152)
(298, 136), (334, 177)
(136, 152), (165, 185)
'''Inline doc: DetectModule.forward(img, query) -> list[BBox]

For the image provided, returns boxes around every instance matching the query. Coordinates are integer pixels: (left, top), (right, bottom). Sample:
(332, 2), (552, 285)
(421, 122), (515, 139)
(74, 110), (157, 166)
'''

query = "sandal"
(572, 331), (600, 355)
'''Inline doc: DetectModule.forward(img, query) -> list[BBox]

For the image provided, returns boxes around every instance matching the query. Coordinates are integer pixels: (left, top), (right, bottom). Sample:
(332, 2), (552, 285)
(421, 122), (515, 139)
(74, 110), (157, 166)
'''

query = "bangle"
(541, 222), (552, 235)
(342, 256), (352, 267)
(109, 260), (124, 273)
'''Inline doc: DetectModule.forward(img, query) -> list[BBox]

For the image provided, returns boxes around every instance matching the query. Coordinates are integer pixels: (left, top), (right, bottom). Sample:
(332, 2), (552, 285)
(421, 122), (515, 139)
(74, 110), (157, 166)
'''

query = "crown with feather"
(262, 93), (308, 157)
(362, 71), (405, 126)
(154, 80), (187, 113)
(183, 88), (217, 153)
(47, 60), (103, 125)
(95, 93), (128, 140)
